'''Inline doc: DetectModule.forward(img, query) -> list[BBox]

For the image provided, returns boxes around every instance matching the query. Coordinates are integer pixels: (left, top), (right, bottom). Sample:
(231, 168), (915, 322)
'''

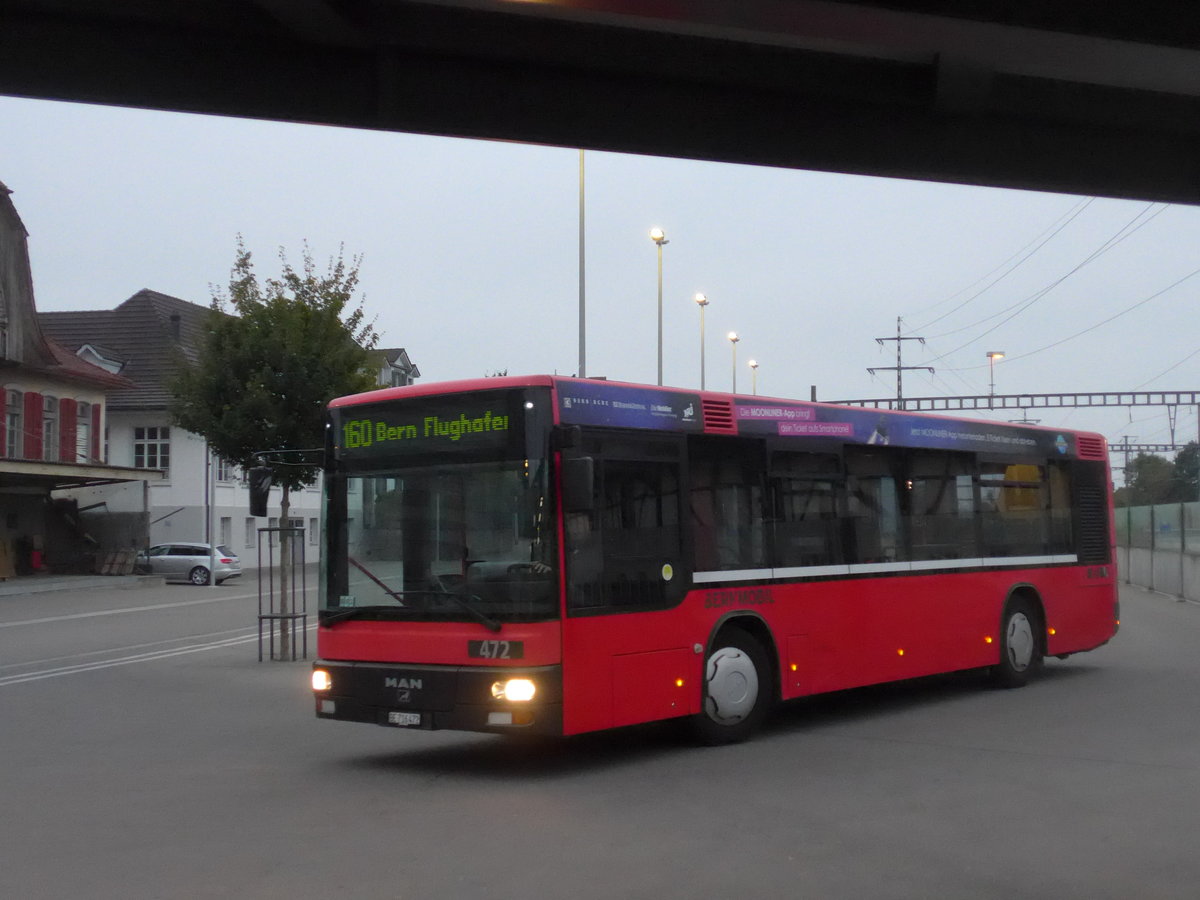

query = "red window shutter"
(92, 403), (102, 462)
(60, 398), (77, 463)
(23, 391), (42, 459)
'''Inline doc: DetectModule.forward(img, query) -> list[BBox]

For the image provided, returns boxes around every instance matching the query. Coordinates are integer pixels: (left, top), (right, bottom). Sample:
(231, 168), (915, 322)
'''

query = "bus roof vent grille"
(702, 399), (736, 433)
(1076, 436), (1106, 460)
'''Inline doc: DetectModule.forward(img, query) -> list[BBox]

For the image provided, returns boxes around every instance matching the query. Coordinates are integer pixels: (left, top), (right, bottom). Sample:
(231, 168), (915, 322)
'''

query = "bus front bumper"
(312, 660), (563, 736)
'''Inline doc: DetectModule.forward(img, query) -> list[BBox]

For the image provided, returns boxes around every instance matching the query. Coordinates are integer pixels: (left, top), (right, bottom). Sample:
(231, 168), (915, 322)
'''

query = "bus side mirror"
(248, 466), (273, 517)
(562, 457), (594, 512)
(551, 425), (582, 451)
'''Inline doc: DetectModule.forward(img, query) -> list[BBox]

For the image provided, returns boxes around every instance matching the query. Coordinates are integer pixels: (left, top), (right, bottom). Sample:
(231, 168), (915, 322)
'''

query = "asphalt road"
(1, 580), (1197, 900)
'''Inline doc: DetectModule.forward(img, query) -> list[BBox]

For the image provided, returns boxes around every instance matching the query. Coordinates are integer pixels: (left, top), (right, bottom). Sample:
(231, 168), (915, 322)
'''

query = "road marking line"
(0, 634), (259, 686)
(0, 591), (263, 628)
(0, 626), (259, 671)
(0, 625), (317, 687)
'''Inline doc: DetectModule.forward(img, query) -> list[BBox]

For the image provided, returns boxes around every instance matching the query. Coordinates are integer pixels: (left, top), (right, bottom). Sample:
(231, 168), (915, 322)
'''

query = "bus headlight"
(312, 669), (333, 692)
(491, 678), (536, 702)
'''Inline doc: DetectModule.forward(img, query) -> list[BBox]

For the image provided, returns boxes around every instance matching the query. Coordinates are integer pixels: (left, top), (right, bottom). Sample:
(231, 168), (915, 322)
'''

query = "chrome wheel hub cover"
(705, 647), (759, 725)
(1006, 612), (1034, 672)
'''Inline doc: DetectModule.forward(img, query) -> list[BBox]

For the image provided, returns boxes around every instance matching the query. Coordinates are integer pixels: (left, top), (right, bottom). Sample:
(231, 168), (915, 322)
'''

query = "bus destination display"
(334, 392), (525, 459)
(342, 409), (509, 448)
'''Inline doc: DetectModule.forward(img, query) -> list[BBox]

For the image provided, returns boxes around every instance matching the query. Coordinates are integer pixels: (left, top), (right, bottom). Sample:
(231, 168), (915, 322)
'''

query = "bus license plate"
(387, 711), (421, 726)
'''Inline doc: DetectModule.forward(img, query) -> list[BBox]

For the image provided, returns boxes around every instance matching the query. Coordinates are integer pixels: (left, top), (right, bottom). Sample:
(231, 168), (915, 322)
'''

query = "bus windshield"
(322, 458), (557, 623)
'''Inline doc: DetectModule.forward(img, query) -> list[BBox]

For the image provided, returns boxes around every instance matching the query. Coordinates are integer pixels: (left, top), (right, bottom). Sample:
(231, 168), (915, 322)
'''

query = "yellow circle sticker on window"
(661, 563), (674, 582)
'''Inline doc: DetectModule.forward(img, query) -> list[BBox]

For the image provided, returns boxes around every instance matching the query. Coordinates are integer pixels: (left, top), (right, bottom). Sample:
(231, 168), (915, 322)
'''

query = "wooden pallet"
(97, 550), (137, 576)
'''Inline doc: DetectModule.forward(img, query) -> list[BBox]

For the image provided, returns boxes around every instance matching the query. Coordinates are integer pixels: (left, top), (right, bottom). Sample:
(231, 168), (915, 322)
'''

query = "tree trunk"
(279, 486), (291, 658)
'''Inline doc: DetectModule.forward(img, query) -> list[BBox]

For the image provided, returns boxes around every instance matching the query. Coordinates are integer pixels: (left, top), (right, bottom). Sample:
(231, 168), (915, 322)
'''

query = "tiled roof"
(41, 338), (134, 389)
(367, 346), (421, 379)
(39, 289), (216, 410)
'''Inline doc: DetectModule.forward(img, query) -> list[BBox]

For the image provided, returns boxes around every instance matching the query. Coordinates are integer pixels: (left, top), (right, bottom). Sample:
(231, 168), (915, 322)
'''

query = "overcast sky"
(3, 95), (1198, 472)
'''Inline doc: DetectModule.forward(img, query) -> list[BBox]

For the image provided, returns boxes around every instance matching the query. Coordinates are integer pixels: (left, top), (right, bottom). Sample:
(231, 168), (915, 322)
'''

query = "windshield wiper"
(395, 589), (503, 633)
(321, 592), (502, 633)
(345, 556), (503, 632)
(320, 605), (410, 626)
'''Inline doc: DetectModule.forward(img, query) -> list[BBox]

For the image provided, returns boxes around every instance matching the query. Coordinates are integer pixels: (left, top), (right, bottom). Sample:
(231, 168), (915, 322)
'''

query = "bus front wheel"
(691, 628), (771, 745)
(993, 598), (1043, 688)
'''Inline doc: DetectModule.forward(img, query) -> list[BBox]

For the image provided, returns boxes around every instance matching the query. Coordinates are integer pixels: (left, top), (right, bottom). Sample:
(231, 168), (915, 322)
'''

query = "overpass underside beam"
(1, 3), (1199, 204)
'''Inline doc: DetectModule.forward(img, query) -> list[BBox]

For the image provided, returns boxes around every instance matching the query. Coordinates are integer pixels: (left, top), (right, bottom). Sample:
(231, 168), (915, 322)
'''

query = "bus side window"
(689, 437), (766, 572)
(906, 451), (976, 561)
(769, 451), (842, 567)
(565, 437), (684, 612)
(1047, 461), (1073, 554)
(979, 462), (1047, 556)
(845, 447), (902, 563)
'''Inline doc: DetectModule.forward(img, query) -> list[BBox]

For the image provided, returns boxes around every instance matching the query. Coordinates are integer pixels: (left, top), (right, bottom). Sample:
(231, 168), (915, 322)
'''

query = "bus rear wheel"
(691, 628), (771, 745)
(993, 598), (1043, 688)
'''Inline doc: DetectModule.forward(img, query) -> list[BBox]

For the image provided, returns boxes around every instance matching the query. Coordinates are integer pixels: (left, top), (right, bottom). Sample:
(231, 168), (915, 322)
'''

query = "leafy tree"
(171, 237), (379, 652)
(1117, 452), (1176, 506)
(1172, 441), (1200, 502)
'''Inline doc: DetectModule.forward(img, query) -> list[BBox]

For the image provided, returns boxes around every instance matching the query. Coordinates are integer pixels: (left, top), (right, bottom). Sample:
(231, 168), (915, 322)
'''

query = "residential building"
(40, 290), (420, 569)
(367, 347), (420, 387)
(1, 181), (160, 575)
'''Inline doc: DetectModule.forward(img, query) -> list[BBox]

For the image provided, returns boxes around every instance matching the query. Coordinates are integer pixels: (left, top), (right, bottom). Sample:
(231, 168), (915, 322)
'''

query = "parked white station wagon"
(136, 543), (242, 585)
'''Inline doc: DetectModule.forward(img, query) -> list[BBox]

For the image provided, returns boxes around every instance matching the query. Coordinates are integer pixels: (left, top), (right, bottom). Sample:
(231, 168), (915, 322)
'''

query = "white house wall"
(2, 371), (107, 451)
(2, 371), (107, 409)
(106, 409), (323, 568)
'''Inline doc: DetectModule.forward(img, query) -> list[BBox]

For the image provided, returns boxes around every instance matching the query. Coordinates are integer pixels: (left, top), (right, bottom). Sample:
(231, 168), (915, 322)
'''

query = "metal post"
(578, 149), (586, 378)
(1180, 499), (1186, 601)
(1150, 504), (1156, 594)
(206, 443), (217, 590)
(730, 336), (739, 393)
(656, 241), (663, 386)
(1125, 505), (1132, 585)
(650, 228), (668, 386)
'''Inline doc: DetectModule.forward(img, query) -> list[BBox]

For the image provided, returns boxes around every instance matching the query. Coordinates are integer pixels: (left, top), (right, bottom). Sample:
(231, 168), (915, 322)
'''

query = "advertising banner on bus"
(553, 381), (1073, 458)
(734, 401), (1073, 457)
(557, 381), (704, 432)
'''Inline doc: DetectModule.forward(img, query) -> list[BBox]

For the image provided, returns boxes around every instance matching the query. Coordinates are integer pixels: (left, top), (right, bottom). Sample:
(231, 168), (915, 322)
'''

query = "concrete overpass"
(1, 2), (1198, 204)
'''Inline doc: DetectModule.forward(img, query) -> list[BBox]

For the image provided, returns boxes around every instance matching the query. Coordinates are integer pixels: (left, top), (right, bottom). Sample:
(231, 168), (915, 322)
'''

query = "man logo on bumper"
(384, 677), (423, 690)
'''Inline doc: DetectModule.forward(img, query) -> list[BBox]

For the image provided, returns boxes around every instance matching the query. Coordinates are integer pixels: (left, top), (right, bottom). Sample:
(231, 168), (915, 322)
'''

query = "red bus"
(311, 375), (1118, 743)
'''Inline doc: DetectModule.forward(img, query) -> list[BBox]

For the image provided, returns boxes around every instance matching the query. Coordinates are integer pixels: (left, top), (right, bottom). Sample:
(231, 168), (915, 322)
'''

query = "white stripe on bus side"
(693, 554), (1079, 584)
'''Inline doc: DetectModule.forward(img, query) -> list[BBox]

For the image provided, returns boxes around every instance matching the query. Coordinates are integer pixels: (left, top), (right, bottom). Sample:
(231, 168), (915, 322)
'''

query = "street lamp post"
(987, 351), (1005, 407)
(578, 149), (586, 378)
(749, 359), (759, 395)
(728, 332), (740, 393)
(694, 292), (709, 389)
(650, 228), (668, 385)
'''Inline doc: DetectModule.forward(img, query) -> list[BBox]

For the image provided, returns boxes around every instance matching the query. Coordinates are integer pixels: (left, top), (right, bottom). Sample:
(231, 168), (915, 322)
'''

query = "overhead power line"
(908, 196), (1094, 332)
(921, 202), (1167, 363)
(1135, 347), (1200, 389)
(943, 263), (1200, 372)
